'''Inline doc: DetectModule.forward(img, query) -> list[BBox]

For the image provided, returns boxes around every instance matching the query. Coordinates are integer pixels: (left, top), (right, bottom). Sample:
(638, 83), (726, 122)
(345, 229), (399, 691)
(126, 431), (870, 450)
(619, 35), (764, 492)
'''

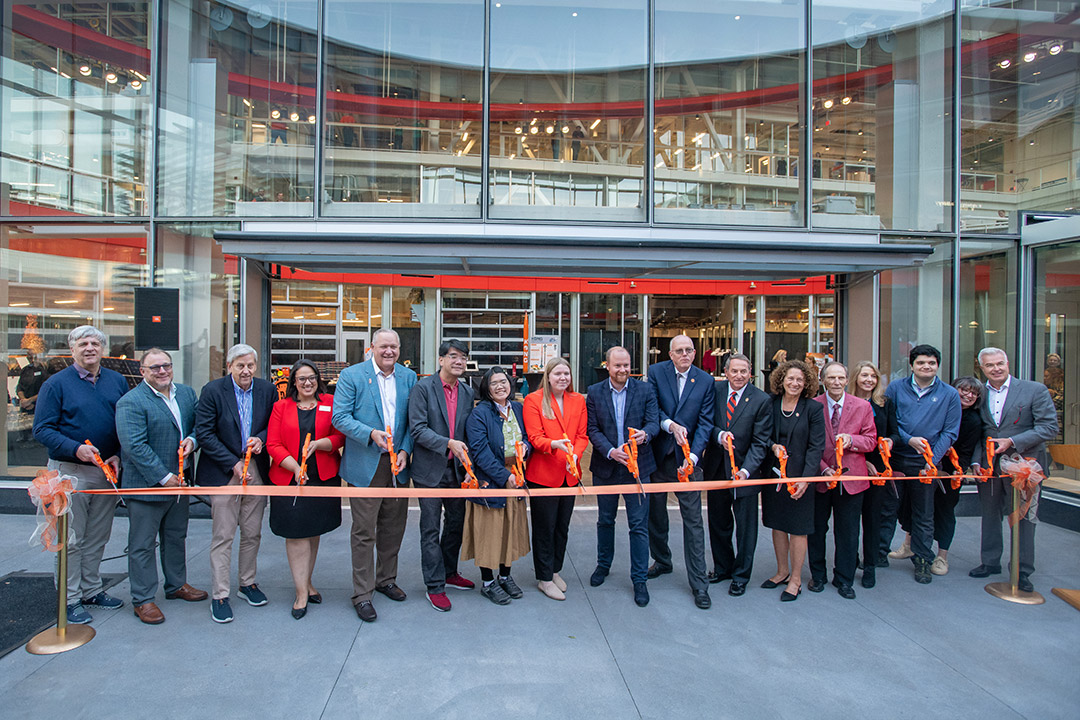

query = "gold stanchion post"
(26, 512), (95, 654)
(985, 485), (1045, 605)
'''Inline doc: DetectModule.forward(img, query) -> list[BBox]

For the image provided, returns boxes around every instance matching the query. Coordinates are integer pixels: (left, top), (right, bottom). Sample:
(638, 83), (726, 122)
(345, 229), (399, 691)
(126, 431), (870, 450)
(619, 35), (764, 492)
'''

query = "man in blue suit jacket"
(332, 329), (417, 623)
(646, 335), (715, 609)
(115, 348), (208, 624)
(586, 347), (660, 607)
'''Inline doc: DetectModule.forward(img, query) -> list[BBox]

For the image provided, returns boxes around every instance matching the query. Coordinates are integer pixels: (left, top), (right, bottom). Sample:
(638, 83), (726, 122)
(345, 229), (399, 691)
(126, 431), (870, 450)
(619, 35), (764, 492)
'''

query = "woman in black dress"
(762, 360), (825, 601)
(266, 360), (345, 618)
(848, 360), (895, 587)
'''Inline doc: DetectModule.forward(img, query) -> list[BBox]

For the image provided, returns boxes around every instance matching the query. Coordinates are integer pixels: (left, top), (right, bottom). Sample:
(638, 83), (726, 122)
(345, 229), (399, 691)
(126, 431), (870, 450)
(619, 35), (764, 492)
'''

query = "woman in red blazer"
(266, 360), (345, 618)
(523, 357), (587, 601)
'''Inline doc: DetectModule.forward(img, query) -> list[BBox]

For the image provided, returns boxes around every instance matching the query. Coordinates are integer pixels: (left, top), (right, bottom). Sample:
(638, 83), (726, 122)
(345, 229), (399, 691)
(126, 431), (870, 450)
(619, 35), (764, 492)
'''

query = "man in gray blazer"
(408, 339), (475, 612)
(970, 347), (1057, 592)
(115, 348), (208, 624)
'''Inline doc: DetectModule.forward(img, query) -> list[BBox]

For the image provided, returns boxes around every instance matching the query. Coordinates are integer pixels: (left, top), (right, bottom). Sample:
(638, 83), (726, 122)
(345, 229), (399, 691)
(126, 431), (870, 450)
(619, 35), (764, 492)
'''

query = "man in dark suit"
(646, 334), (715, 609)
(586, 346), (660, 607)
(971, 347), (1057, 592)
(116, 348), (208, 624)
(703, 352), (772, 596)
(194, 343), (278, 624)
(408, 339), (475, 612)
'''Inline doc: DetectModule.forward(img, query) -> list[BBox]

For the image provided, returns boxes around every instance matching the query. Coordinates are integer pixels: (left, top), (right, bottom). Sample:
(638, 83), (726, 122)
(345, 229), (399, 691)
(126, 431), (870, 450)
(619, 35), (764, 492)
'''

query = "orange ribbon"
(945, 448), (963, 490)
(27, 469), (74, 552)
(512, 440), (527, 488)
(918, 439), (937, 484)
(386, 426), (400, 477)
(1000, 455), (1044, 527)
(724, 434), (740, 479)
(241, 445), (253, 487)
(84, 439), (118, 486)
(874, 437), (893, 486)
(776, 445), (796, 496)
(460, 448), (480, 490)
(677, 438), (694, 483)
(177, 445), (186, 487)
(297, 433), (312, 486)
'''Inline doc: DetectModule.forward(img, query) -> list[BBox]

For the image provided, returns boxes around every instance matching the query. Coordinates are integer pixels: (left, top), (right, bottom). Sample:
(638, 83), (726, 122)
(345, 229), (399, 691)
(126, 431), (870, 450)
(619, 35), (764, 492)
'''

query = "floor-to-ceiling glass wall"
(958, 238), (1017, 375)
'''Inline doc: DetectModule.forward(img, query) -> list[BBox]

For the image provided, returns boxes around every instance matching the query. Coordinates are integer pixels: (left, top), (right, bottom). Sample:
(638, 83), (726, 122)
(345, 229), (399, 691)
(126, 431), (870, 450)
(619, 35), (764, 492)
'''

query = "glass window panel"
(960, 1), (1080, 232)
(489, 1), (647, 221)
(392, 287), (424, 369)
(654, 0), (805, 226)
(958, 238), (1016, 375)
(1, 2), (151, 217)
(321, 0), (484, 217)
(158, 0), (317, 217)
(811, 0), (954, 232)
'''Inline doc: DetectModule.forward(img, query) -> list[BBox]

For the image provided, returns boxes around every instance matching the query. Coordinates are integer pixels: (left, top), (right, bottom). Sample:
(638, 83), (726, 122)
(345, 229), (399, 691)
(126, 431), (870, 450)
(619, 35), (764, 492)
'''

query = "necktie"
(726, 391), (737, 426)
(677, 372), (687, 398)
(831, 403), (841, 432)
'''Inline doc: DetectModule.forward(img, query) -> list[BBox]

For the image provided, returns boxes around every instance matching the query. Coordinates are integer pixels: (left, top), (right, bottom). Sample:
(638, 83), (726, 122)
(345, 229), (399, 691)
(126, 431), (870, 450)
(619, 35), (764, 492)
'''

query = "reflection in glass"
(878, 239), (953, 379)
(654, 1), (805, 225)
(1, 2), (151, 216)
(489, 1), (647, 221)
(321, 0), (483, 216)
(811, 0), (954, 231)
(958, 239), (1016, 374)
(158, 0), (317, 217)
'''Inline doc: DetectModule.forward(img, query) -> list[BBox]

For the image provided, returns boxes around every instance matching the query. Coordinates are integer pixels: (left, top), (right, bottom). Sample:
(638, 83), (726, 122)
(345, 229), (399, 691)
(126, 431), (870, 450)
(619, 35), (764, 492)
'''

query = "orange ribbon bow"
(460, 448), (480, 490)
(945, 447), (963, 490)
(724, 434), (740, 479)
(386, 426), (400, 477)
(677, 438), (695, 483)
(177, 445), (186, 487)
(776, 445), (796, 496)
(918, 439), (937, 484)
(297, 433), (312, 486)
(512, 440), (527, 488)
(241, 444), (253, 487)
(84, 439), (118, 486)
(874, 437), (893, 485)
(1000, 455), (1044, 527)
(27, 469), (74, 552)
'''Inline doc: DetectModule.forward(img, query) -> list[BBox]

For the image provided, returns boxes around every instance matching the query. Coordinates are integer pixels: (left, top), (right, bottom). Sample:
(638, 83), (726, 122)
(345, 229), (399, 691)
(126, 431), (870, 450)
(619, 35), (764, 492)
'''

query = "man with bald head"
(646, 335), (715, 609)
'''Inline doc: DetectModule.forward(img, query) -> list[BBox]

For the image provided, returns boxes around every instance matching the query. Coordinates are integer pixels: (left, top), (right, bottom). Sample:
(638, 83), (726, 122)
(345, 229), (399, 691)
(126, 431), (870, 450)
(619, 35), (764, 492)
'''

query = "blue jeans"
(596, 469), (650, 584)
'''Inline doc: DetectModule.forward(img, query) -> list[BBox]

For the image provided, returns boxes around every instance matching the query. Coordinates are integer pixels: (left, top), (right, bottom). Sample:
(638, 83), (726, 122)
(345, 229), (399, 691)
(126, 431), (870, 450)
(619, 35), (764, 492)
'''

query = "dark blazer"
(115, 381), (198, 499)
(586, 378), (660, 481)
(465, 400), (531, 509)
(194, 375), (277, 487)
(977, 376), (1058, 470)
(647, 360), (715, 466)
(865, 398), (896, 472)
(769, 395), (826, 485)
(408, 373), (475, 488)
(703, 381), (773, 497)
(266, 396), (346, 486)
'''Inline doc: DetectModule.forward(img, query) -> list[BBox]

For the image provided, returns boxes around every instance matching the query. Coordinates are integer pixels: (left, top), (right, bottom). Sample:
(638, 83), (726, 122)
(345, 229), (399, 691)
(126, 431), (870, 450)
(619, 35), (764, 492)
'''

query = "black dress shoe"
(633, 582), (649, 607)
(355, 600), (377, 622)
(590, 566), (609, 587)
(861, 568), (876, 589)
(647, 563), (673, 580)
(693, 590), (711, 609)
(707, 570), (731, 584)
(837, 584), (856, 600)
(291, 606), (307, 619)
(807, 578), (826, 593)
(968, 564), (1002, 578)
(831, 576), (842, 589)
(760, 575), (790, 590)
(728, 581), (747, 597)
(1018, 573), (1034, 593)
(375, 583), (407, 602)
(875, 555), (889, 568)
(780, 584), (801, 602)
(307, 592), (322, 604)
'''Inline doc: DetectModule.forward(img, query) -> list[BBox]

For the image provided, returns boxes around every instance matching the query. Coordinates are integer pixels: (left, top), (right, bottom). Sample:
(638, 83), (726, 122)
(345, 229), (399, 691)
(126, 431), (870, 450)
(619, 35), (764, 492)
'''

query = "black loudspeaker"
(134, 287), (180, 351)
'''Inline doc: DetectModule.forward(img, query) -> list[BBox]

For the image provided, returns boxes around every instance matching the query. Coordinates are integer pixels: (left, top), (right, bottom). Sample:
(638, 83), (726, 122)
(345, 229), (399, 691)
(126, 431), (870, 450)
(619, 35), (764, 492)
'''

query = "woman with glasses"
(266, 360), (345, 619)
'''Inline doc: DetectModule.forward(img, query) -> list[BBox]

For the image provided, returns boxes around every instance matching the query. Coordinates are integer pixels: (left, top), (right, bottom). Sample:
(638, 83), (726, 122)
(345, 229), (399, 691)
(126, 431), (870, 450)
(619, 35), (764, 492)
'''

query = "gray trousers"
(127, 496), (190, 606)
(349, 454), (408, 604)
(49, 460), (117, 605)
(978, 476), (1037, 577)
(209, 465), (266, 599)
(647, 463), (708, 593)
(418, 465), (465, 594)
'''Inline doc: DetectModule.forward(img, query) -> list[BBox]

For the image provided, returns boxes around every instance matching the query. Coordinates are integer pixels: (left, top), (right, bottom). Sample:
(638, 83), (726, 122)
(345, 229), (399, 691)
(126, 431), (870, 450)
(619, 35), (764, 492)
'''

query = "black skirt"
(269, 408), (342, 539)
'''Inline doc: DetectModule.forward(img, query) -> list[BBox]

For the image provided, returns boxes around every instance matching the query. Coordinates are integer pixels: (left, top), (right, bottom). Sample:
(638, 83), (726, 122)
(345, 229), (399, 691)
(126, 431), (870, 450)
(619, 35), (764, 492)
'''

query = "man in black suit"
(703, 352), (772, 596)
(408, 339), (475, 612)
(586, 346), (660, 607)
(646, 334), (715, 609)
(195, 343), (278, 624)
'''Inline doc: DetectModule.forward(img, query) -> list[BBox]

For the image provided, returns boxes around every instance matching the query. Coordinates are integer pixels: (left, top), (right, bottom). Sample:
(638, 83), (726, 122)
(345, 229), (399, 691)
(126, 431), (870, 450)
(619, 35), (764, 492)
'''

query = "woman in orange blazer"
(523, 357), (587, 601)
(266, 360), (345, 618)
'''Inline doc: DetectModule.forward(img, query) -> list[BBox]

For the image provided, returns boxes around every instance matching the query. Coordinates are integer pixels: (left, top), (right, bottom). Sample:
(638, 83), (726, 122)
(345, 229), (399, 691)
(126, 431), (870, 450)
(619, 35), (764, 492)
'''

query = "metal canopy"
(216, 222), (933, 280)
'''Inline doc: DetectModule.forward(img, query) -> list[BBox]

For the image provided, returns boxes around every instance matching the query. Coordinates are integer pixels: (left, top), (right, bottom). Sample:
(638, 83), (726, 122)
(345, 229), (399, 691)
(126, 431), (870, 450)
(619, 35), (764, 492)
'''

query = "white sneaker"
(931, 556), (949, 576)
(537, 580), (565, 601)
(888, 541), (913, 560)
(552, 572), (568, 592)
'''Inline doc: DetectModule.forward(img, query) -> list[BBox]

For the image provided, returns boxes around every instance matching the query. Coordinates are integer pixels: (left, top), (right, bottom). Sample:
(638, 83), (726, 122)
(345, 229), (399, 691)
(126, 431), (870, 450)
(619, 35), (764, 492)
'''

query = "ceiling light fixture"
(1049, 44), (1063, 55)
(1024, 51), (1037, 63)
(841, 96), (852, 105)
(822, 99), (834, 109)
(998, 58), (1012, 69)
(78, 65), (91, 76)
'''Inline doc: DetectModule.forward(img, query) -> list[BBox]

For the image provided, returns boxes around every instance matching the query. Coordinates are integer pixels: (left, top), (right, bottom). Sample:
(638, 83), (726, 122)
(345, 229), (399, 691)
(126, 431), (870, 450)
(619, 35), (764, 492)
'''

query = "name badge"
(318, 405), (332, 412)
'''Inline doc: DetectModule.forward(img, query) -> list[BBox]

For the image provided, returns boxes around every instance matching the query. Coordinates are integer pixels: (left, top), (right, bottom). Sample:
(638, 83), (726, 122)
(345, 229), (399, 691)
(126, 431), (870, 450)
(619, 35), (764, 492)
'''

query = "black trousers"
(934, 483), (961, 550)
(529, 482), (575, 582)
(860, 483), (886, 566)
(879, 457), (936, 562)
(809, 486), (864, 586)
(707, 488), (759, 583)
(418, 465), (465, 593)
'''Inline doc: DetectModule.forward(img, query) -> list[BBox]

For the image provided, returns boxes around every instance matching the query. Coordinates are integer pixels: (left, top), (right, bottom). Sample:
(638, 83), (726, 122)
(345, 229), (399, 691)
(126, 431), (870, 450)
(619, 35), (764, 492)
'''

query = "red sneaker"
(427, 592), (452, 612)
(445, 573), (475, 590)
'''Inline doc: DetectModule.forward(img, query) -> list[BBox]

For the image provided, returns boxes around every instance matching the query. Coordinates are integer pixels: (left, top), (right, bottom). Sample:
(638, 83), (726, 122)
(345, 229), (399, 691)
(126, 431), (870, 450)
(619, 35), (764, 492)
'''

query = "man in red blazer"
(809, 362), (877, 599)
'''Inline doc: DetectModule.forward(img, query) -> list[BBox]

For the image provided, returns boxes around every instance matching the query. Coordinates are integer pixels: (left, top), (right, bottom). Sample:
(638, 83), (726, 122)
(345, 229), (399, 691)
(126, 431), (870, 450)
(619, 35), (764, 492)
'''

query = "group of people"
(32, 325), (1056, 627)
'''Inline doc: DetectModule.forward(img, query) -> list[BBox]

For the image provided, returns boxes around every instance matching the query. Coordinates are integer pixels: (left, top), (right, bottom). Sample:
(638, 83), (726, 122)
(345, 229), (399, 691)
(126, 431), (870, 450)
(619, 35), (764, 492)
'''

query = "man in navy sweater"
(882, 344), (961, 584)
(34, 326), (129, 624)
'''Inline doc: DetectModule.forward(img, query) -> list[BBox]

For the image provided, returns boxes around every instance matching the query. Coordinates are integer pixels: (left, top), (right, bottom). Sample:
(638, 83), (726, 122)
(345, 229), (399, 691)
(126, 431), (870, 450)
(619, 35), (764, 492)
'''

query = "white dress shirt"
(372, 356), (397, 443)
(986, 375), (1012, 426)
(145, 380), (191, 485)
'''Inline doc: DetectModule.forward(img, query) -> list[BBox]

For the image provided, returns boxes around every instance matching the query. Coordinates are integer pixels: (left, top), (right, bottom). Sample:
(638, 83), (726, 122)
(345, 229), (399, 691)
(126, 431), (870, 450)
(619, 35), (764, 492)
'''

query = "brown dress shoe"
(134, 602), (165, 624)
(165, 584), (209, 602)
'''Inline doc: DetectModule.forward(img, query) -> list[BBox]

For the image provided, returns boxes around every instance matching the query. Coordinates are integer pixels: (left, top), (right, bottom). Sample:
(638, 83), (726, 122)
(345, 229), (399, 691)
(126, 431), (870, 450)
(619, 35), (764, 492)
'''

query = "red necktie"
(726, 391), (737, 426)
(831, 403), (841, 432)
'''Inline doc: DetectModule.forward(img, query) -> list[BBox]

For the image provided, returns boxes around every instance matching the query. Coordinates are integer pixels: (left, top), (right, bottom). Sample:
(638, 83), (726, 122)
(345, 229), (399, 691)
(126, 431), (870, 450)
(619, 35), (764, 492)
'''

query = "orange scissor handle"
(874, 437), (892, 485)
(297, 433), (312, 486)
(918, 439), (937, 484)
(827, 436), (843, 489)
(945, 447), (963, 490)
(978, 437), (996, 481)
(241, 445), (253, 487)
(386, 425), (400, 476)
(775, 445), (796, 496)
(85, 440), (118, 485)
(177, 445), (186, 487)
(563, 434), (581, 481)
(724, 434), (740, 479)
(677, 439), (694, 482)
(512, 440), (527, 488)
(460, 448), (480, 490)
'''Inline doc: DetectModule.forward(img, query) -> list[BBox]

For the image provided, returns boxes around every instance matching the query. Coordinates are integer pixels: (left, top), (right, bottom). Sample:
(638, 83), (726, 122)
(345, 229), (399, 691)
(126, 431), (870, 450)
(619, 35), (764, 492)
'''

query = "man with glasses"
(34, 325), (129, 624)
(408, 339), (476, 612)
(115, 348), (208, 624)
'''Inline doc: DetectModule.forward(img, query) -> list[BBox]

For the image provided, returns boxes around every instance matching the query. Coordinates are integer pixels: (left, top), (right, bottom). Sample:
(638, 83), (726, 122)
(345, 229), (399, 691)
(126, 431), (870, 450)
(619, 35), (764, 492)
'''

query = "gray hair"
(68, 325), (107, 348)
(821, 360), (848, 377)
(226, 343), (258, 365)
(726, 352), (751, 370)
(977, 347), (1008, 364)
(371, 328), (400, 345)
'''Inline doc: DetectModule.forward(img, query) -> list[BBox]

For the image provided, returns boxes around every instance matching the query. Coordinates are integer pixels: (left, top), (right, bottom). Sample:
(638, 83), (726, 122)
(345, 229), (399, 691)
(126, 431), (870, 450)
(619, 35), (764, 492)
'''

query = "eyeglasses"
(142, 363), (173, 373)
(295, 376), (319, 385)
(957, 388), (979, 396)
(444, 353), (468, 361)
(671, 348), (695, 356)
